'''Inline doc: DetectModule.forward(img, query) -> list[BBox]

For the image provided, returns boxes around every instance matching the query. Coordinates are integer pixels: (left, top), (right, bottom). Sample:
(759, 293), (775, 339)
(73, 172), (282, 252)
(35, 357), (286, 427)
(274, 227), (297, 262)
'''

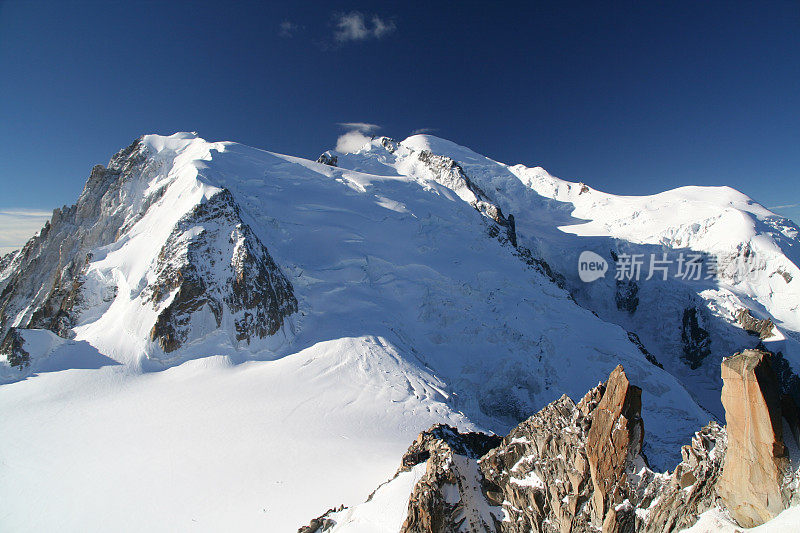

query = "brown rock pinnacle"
(717, 349), (790, 527)
(585, 365), (644, 532)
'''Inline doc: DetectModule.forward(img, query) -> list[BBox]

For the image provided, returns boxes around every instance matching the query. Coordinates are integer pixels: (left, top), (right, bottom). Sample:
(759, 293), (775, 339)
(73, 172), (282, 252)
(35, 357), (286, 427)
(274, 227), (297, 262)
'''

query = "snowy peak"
(0, 134), (297, 372)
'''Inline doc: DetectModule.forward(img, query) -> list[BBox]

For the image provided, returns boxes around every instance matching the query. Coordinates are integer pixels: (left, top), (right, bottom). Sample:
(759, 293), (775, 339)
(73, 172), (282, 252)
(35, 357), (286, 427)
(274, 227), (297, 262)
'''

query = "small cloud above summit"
(333, 12), (396, 42)
(411, 128), (438, 135)
(337, 122), (381, 133)
(335, 122), (381, 153)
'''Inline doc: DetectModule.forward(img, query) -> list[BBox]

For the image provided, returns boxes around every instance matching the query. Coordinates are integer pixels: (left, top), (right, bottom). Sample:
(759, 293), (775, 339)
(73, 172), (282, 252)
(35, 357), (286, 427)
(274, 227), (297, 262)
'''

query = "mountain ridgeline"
(1, 132), (800, 530)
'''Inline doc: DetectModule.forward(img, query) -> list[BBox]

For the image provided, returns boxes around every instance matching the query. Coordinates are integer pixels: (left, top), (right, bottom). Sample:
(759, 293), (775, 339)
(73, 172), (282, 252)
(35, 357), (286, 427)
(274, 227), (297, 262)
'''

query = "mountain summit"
(1, 132), (799, 531)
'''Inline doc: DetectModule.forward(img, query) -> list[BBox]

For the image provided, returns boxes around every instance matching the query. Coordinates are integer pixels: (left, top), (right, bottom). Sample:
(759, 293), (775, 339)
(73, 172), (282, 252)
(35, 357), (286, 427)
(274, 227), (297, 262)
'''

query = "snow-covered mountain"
(1, 132), (798, 531)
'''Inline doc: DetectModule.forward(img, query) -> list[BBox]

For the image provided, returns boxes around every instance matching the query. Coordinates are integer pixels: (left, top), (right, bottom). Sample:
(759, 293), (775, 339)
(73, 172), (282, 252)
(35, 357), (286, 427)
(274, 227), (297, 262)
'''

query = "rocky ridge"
(145, 188), (297, 353)
(302, 350), (800, 532)
(0, 139), (154, 345)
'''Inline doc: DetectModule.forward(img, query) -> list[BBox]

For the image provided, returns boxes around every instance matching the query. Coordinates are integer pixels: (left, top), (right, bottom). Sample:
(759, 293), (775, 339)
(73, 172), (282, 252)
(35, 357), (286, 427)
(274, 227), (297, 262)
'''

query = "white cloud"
(336, 130), (372, 153)
(279, 20), (300, 38)
(411, 128), (438, 135)
(333, 12), (396, 42)
(0, 208), (52, 255)
(769, 204), (799, 210)
(335, 122), (382, 153)
(337, 122), (380, 133)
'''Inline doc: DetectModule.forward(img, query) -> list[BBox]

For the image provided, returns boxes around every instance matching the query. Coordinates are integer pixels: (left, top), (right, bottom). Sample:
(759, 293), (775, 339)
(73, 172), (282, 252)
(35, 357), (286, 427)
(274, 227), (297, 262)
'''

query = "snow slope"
(1, 132), (798, 531)
(681, 506), (800, 533)
(0, 338), (469, 532)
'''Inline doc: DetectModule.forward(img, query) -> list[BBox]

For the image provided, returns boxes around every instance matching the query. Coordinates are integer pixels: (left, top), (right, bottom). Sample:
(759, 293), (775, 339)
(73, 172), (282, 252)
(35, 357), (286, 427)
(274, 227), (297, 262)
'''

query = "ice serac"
(717, 349), (794, 527)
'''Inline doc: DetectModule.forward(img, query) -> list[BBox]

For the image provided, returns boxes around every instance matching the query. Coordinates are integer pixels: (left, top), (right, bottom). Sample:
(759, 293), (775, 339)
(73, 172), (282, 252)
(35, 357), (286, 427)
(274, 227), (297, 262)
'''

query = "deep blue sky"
(1, 0), (798, 247)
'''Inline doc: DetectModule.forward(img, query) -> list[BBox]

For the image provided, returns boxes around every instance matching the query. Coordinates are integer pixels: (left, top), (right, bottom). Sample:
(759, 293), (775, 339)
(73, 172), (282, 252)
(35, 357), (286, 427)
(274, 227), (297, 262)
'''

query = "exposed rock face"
(479, 366), (649, 533)
(481, 392), (598, 532)
(415, 149), (517, 247)
(717, 349), (792, 527)
(0, 250), (19, 277)
(615, 279), (639, 314)
(399, 425), (502, 532)
(1, 137), (298, 365)
(626, 331), (663, 369)
(146, 189), (297, 353)
(0, 139), (156, 341)
(764, 348), (800, 406)
(297, 506), (343, 533)
(316, 151), (338, 166)
(736, 308), (775, 339)
(681, 307), (711, 369)
(638, 422), (727, 532)
(585, 366), (644, 530)
(0, 328), (30, 369)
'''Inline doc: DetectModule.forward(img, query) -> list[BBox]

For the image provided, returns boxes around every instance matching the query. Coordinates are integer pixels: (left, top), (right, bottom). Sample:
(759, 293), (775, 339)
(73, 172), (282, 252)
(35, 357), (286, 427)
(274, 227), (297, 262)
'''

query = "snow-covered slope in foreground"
(1, 132), (796, 531)
(0, 338), (468, 532)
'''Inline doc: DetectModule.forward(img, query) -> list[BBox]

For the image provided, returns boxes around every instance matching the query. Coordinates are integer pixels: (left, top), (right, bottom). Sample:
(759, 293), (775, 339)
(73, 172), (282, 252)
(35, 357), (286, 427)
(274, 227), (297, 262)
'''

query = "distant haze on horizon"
(1, 0), (798, 251)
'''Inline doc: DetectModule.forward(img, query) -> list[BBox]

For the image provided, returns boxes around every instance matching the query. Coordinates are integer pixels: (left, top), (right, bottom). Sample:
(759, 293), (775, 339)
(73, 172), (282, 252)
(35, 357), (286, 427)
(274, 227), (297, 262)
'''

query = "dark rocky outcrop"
(0, 250), (18, 275)
(615, 279), (639, 314)
(298, 506), (344, 533)
(0, 327), (30, 369)
(680, 307), (711, 369)
(638, 422), (727, 532)
(736, 308), (775, 339)
(146, 189), (297, 353)
(399, 425), (502, 532)
(415, 149), (517, 248)
(0, 137), (297, 359)
(764, 348), (800, 406)
(479, 366), (650, 533)
(26, 253), (91, 338)
(316, 151), (338, 166)
(626, 331), (663, 369)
